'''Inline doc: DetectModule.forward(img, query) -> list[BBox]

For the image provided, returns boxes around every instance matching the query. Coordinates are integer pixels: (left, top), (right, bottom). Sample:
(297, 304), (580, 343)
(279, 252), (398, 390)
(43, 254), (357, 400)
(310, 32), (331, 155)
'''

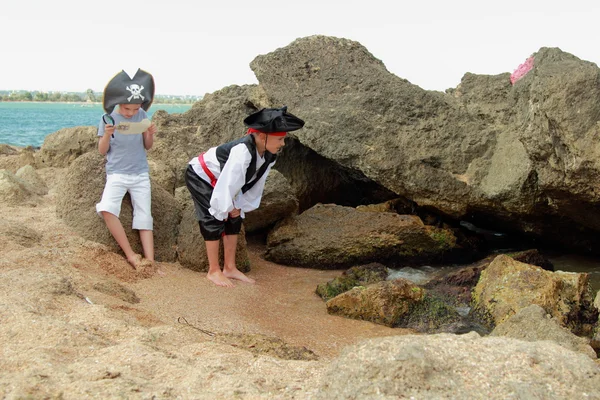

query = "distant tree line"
(0, 89), (202, 104)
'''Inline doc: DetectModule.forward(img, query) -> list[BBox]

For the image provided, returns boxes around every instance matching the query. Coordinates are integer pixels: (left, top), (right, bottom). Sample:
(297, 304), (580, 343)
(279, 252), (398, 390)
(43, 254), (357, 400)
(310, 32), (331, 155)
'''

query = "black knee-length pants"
(184, 165), (242, 241)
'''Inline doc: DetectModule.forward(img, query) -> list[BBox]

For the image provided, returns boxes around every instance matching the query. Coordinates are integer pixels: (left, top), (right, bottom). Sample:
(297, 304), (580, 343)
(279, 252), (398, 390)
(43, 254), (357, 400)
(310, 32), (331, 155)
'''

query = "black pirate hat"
(243, 106), (305, 133)
(103, 69), (155, 114)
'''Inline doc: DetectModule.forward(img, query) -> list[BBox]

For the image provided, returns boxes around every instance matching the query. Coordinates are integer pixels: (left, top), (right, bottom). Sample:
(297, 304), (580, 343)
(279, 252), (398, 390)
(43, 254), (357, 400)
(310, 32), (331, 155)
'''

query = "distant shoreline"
(0, 101), (195, 106)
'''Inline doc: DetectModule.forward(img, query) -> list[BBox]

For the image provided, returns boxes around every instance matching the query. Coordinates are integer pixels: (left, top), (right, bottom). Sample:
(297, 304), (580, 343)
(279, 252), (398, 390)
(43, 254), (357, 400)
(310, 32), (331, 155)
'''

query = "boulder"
(471, 254), (598, 333)
(326, 278), (425, 327)
(36, 126), (97, 168)
(316, 262), (388, 301)
(326, 278), (462, 332)
(266, 203), (458, 269)
(250, 35), (600, 253)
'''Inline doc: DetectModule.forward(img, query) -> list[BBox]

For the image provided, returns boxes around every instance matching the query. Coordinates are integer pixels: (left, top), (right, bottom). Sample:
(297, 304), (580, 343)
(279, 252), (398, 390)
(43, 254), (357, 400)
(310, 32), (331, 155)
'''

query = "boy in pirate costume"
(185, 106), (305, 287)
(96, 69), (158, 268)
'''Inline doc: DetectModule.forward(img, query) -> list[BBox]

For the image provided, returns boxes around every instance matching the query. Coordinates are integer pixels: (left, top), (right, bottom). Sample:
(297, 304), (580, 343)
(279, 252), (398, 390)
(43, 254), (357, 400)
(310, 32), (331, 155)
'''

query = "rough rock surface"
(472, 254), (598, 332)
(36, 126), (97, 168)
(491, 304), (597, 359)
(316, 333), (600, 399)
(0, 169), (37, 205)
(250, 36), (600, 253)
(266, 203), (457, 269)
(15, 164), (48, 195)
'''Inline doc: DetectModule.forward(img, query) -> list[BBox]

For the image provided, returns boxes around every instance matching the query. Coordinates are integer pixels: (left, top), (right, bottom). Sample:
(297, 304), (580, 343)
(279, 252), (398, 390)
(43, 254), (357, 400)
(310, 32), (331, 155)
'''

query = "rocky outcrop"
(326, 278), (463, 332)
(36, 126), (97, 168)
(316, 262), (388, 301)
(424, 249), (554, 306)
(249, 36), (600, 253)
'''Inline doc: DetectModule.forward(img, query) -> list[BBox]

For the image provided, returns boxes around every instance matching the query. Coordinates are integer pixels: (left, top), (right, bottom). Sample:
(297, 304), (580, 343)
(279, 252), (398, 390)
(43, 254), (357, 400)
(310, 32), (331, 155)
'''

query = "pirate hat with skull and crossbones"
(103, 69), (155, 114)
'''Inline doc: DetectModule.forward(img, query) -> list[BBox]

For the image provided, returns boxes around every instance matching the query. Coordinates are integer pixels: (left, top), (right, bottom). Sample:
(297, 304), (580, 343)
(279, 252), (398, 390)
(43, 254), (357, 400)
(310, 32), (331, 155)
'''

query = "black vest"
(215, 135), (277, 194)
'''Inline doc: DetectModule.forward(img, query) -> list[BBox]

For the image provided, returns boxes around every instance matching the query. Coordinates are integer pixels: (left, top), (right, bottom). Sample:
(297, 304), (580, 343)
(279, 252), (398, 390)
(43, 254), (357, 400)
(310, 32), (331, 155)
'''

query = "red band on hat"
(247, 128), (287, 136)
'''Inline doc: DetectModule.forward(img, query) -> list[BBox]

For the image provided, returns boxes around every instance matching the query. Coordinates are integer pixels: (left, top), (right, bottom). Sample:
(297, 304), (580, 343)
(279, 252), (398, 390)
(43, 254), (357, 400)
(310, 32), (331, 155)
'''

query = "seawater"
(0, 102), (192, 148)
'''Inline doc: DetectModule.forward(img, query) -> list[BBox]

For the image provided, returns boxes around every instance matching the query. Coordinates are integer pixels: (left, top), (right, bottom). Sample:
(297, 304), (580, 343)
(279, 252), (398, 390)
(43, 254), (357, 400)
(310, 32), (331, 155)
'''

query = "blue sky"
(2, 0), (598, 95)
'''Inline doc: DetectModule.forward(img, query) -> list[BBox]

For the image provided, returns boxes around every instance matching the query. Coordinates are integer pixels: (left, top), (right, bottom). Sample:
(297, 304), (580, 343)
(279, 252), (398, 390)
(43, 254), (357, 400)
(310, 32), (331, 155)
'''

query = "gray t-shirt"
(98, 108), (149, 175)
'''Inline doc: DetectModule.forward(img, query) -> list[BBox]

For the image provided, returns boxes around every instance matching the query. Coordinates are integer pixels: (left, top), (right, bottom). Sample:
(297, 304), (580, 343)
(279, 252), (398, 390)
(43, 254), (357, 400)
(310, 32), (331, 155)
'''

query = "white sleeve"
(233, 160), (276, 217)
(208, 144), (251, 220)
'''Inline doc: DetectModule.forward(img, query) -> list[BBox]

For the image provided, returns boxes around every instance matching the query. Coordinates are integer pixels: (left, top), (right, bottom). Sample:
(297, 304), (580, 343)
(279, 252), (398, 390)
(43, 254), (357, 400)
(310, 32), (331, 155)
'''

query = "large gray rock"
(251, 35), (490, 217)
(325, 278), (462, 332)
(251, 36), (600, 252)
(266, 203), (458, 269)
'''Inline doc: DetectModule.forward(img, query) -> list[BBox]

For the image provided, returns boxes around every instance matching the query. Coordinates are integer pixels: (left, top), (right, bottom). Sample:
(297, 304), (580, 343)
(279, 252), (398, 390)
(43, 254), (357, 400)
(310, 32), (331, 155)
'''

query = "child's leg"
(139, 230), (154, 261)
(97, 174), (141, 268)
(101, 211), (140, 267)
(130, 173), (154, 261)
(222, 234), (255, 284)
(205, 240), (234, 287)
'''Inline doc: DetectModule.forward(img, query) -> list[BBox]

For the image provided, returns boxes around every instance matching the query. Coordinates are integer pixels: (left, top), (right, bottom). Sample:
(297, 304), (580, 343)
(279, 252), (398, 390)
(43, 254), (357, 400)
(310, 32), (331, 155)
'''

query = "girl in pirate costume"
(185, 106), (305, 287)
(96, 69), (158, 269)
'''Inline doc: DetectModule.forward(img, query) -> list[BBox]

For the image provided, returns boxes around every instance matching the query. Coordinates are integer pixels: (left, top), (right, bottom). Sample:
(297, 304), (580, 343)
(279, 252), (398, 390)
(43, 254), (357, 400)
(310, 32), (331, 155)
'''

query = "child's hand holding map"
(115, 118), (153, 135)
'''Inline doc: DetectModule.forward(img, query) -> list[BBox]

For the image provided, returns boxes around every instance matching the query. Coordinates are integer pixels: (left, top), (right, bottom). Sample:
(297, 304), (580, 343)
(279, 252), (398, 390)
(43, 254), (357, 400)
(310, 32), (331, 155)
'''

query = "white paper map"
(115, 118), (152, 135)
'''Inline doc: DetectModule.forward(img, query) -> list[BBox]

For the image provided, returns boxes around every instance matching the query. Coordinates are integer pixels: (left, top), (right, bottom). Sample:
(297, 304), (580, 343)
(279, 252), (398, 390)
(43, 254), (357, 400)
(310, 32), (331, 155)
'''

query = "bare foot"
(127, 254), (143, 269)
(207, 270), (235, 287)
(223, 267), (255, 284)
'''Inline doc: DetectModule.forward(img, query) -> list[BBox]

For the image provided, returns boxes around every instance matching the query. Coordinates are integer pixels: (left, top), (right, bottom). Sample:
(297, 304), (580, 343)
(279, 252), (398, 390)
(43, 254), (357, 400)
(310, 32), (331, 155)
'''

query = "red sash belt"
(198, 153), (217, 187)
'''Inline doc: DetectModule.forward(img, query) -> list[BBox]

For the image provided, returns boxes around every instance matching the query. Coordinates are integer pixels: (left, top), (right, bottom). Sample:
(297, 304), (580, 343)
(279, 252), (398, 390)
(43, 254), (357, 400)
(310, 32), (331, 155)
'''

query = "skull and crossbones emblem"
(126, 84), (145, 102)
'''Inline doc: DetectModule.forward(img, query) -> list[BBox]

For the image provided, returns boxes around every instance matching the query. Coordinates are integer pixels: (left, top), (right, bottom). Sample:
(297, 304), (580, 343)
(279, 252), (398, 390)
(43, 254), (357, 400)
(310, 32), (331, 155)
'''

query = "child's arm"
(233, 160), (275, 216)
(98, 124), (115, 155)
(143, 123), (157, 150)
(209, 145), (251, 220)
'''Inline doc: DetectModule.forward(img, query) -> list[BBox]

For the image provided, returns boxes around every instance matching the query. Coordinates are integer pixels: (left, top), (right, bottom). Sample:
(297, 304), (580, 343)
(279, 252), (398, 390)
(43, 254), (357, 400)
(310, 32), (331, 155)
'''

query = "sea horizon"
(0, 102), (192, 148)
